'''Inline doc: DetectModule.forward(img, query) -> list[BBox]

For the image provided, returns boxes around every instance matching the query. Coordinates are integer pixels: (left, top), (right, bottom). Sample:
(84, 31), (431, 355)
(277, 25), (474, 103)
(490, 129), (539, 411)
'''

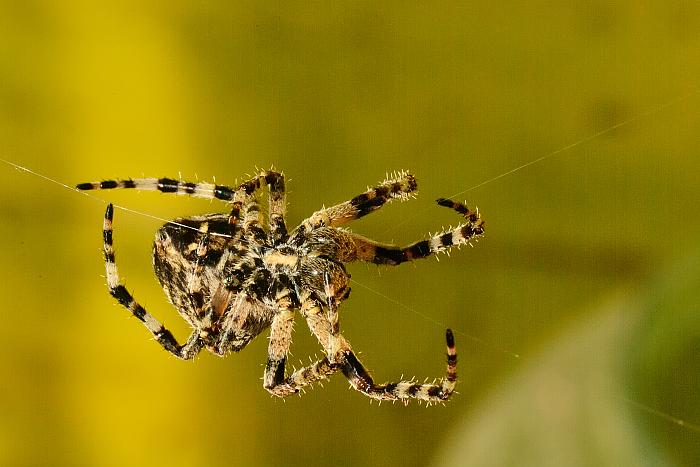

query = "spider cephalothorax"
(77, 171), (484, 402)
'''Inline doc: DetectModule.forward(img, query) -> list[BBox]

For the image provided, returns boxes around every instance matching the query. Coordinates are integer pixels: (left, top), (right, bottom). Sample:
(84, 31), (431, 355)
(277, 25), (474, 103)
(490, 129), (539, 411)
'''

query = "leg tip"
(105, 203), (114, 219)
(445, 328), (455, 347)
(406, 173), (418, 191)
(76, 182), (95, 190)
(436, 198), (451, 207)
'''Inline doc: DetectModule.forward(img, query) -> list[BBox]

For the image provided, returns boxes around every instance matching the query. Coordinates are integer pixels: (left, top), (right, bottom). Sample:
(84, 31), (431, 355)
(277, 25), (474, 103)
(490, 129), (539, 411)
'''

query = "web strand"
(383, 88), (699, 237)
(350, 278), (520, 359)
(620, 397), (700, 434)
(448, 88), (700, 199)
(0, 157), (235, 239)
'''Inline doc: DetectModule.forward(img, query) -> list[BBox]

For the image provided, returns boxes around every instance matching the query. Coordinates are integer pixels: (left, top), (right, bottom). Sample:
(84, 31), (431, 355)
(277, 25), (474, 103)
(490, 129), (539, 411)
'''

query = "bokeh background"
(1, 2), (698, 466)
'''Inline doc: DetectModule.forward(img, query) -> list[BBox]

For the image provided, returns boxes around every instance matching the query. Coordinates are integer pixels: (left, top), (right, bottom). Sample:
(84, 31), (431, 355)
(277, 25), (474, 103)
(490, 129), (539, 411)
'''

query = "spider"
(77, 170), (484, 402)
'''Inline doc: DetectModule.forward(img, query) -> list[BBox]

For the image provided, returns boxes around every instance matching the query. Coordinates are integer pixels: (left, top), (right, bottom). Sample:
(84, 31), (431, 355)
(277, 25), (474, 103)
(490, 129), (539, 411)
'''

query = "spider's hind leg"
(103, 204), (202, 360)
(77, 171), (288, 233)
(340, 329), (458, 402)
(300, 296), (457, 402)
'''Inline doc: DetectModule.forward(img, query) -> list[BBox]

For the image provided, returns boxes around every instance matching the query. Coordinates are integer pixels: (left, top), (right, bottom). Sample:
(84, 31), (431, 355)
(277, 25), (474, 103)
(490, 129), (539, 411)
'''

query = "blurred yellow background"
(0, 2), (698, 466)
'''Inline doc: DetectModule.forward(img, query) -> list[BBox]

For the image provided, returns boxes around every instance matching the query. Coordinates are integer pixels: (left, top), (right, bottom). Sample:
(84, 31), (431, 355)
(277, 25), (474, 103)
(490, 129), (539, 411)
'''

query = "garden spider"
(77, 170), (484, 402)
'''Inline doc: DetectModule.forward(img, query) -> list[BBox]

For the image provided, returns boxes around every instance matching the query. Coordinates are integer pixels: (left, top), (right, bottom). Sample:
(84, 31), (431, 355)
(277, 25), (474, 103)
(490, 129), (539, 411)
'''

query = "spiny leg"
(226, 171), (285, 229)
(341, 329), (457, 403)
(211, 294), (261, 355)
(289, 171), (417, 244)
(78, 177), (240, 201)
(263, 302), (340, 397)
(265, 356), (339, 398)
(300, 295), (457, 402)
(77, 170), (287, 230)
(347, 198), (485, 265)
(103, 203), (202, 359)
(436, 197), (483, 224)
(280, 358), (339, 394)
(263, 171), (288, 244)
(263, 307), (299, 396)
(241, 198), (267, 245)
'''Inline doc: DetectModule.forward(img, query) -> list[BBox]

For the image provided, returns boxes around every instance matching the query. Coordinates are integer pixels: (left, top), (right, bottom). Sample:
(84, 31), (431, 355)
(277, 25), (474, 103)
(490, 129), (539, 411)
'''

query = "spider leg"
(289, 171), (417, 243)
(78, 177), (240, 201)
(268, 357), (339, 396)
(344, 198), (485, 265)
(103, 203), (203, 360)
(77, 171), (287, 230)
(263, 171), (287, 244)
(340, 329), (457, 402)
(227, 171), (286, 233)
(241, 198), (267, 246)
(213, 293), (265, 355)
(262, 307), (297, 396)
(300, 295), (457, 402)
(263, 297), (341, 397)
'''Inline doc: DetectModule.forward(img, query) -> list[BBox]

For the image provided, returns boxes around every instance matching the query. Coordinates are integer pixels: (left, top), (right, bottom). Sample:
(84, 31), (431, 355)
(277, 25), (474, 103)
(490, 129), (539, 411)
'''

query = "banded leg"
(265, 356), (340, 397)
(103, 203), (202, 359)
(77, 171), (288, 231)
(347, 198), (485, 266)
(263, 171), (288, 244)
(263, 308), (295, 396)
(78, 177), (241, 201)
(263, 306), (341, 397)
(436, 197), (483, 224)
(280, 358), (339, 393)
(289, 171), (417, 244)
(300, 296), (458, 402)
(241, 199), (267, 245)
(226, 171), (286, 231)
(341, 329), (457, 403)
(263, 292), (342, 396)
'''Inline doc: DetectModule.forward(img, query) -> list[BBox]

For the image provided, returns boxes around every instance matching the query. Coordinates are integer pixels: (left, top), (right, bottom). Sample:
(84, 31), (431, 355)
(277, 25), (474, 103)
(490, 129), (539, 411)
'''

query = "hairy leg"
(300, 295), (458, 402)
(343, 198), (485, 265)
(289, 171), (417, 244)
(103, 204), (202, 359)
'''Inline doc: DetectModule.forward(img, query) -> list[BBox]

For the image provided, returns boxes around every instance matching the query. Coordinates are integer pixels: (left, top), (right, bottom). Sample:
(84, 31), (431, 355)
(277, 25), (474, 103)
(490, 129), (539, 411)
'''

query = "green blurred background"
(1, 2), (698, 466)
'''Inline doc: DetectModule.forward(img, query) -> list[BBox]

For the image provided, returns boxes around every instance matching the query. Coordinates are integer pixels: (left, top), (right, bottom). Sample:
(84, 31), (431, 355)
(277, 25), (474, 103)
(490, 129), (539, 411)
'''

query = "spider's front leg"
(234, 170), (287, 246)
(102, 204), (203, 359)
(300, 295), (457, 402)
(288, 171), (417, 245)
(77, 170), (287, 232)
